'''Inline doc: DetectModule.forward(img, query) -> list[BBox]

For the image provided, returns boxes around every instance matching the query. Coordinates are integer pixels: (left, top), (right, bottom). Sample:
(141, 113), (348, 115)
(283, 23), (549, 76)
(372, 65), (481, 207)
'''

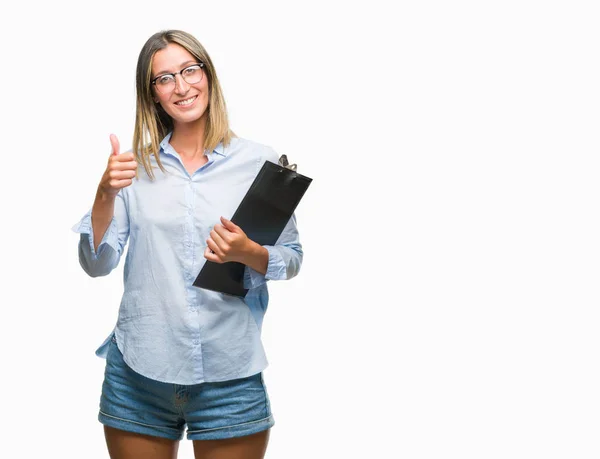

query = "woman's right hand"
(98, 134), (138, 198)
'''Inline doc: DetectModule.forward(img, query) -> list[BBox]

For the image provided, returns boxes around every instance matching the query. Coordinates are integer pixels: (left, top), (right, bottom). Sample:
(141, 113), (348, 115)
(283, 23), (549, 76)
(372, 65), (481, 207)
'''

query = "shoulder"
(224, 137), (279, 164)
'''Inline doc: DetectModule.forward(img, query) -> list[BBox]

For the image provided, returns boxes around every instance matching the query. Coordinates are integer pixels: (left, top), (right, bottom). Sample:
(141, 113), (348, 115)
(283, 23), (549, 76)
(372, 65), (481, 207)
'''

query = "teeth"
(176, 96), (196, 106)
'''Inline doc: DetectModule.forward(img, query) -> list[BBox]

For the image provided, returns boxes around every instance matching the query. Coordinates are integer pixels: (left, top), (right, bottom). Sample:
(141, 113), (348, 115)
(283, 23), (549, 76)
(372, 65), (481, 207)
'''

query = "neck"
(171, 115), (208, 160)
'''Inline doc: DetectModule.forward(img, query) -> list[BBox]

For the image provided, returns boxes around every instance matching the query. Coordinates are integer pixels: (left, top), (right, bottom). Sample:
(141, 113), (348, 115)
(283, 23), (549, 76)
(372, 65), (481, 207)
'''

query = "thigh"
(100, 335), (184, 441)
(192, 429), (270, 459)
(185, 372), (274, 441)
(104, 426), (180, 459)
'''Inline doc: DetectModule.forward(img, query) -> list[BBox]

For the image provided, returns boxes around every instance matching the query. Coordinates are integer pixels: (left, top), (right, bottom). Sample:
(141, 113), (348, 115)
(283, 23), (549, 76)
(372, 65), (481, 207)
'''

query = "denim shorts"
(99, 335), (274, 441)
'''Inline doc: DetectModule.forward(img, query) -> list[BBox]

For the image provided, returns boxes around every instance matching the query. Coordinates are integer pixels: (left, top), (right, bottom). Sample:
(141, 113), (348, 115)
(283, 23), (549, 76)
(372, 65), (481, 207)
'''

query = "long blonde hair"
(133, 30), (234, 179)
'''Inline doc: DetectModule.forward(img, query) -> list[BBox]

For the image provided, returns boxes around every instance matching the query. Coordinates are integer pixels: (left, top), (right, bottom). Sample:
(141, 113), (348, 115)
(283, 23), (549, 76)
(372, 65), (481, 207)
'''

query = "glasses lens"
(182, 64), (203, 85)
(155, 75), (175, 94)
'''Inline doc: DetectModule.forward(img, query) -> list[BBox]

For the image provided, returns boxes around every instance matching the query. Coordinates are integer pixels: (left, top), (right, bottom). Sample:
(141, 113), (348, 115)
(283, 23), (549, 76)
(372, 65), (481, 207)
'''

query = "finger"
(204, 246), (223, 263)
(210, 226), (229, 246)
(111, 159), (138, 170)
(206, 237), (225, 258)
(109, 179), (133, 189)
(113, 152), (136, 162)
(220, 216), (240, 232)
(109, 134), (120, 156)
(110, 150), (135, 165)
(109, 169), (137, 180)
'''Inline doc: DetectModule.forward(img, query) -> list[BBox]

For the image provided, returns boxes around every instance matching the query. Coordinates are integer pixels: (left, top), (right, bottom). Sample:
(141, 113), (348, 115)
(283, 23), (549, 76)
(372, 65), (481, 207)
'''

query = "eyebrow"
(153, 60), (199, 77)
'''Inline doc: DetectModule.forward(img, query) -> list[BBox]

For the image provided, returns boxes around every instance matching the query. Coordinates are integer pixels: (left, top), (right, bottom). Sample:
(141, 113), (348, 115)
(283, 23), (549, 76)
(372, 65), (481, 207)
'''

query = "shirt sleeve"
(244, 213), (303, 289)
(71, 190), (130, 277)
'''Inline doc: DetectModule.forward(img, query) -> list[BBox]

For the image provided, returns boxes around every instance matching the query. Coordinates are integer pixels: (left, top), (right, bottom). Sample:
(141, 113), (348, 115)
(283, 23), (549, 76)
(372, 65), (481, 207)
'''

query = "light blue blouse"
(72, 134), (303, 385)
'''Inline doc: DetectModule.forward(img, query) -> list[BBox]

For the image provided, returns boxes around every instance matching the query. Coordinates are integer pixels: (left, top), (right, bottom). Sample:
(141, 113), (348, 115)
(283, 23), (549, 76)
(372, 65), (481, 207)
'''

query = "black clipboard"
(193, 157), (312, 297)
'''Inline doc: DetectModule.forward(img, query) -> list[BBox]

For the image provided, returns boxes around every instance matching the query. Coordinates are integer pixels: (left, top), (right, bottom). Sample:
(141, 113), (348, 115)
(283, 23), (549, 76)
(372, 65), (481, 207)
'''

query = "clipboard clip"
(278, 154), (297, 171)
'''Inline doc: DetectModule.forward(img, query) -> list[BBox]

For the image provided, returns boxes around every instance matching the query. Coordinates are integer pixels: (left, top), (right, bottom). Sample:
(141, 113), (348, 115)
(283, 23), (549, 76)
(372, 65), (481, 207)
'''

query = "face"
(151, 43), (209, 127)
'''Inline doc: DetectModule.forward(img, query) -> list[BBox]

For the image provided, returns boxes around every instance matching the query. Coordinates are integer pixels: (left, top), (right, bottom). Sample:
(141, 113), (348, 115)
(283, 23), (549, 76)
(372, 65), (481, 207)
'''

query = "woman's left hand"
(204, 217), (252, 264)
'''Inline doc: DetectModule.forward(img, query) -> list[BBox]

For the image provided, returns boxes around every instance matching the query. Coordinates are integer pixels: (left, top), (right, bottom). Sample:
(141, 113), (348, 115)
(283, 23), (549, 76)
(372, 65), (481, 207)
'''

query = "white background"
(1, 0), (599, 458)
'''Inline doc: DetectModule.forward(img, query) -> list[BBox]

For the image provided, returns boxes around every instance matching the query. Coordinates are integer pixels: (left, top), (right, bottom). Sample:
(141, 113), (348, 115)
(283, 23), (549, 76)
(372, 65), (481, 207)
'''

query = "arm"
(204, 215), (303, 289)
(72, 189), (130, 277)
(72, 134), (135, 277)
(204, 145), (304, 288)
(92, 189), (117, 252)
(245, 213), (303, 288)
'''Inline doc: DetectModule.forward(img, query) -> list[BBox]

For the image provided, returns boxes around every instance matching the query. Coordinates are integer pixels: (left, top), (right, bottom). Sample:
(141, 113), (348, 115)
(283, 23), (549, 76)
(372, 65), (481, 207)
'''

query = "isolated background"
(2, 1), (599, 458)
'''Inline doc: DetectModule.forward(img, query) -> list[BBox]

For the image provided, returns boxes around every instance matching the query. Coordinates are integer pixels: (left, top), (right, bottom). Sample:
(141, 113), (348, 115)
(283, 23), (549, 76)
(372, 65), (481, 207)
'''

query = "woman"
(72, 29), (303, 459)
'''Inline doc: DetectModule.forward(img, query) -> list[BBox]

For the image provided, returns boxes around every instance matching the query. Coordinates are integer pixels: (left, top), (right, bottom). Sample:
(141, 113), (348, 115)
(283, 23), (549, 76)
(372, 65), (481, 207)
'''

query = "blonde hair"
(133, 30), (234, 179)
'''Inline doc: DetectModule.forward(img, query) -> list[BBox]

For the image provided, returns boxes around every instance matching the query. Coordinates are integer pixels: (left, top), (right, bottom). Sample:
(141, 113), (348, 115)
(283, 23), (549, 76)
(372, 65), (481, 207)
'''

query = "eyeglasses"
(151, 62), (205, 94)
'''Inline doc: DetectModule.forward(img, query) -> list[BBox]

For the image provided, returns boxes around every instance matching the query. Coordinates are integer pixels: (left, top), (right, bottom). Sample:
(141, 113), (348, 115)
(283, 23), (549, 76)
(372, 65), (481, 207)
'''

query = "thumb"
(220, 216), (240, 232)
(109, 134), (120, 156)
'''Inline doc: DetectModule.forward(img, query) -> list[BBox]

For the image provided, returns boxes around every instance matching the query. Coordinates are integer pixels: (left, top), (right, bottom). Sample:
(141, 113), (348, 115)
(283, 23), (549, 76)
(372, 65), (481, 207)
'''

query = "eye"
(183, 65), (201, 76)
(157, 75), (175, 85)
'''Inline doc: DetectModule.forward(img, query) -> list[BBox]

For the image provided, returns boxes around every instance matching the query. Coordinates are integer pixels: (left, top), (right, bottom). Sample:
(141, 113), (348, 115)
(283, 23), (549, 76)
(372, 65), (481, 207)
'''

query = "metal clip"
(278, 154), (297, 171)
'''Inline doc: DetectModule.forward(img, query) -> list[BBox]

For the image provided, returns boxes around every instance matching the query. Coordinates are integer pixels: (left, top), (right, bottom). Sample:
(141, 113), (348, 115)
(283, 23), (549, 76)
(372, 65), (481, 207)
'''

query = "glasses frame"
(151, 62), (205, 93)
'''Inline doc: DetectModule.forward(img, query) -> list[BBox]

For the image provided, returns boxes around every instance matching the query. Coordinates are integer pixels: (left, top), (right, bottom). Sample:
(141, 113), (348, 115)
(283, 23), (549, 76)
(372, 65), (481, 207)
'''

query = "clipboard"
(193, 155), (312, 297)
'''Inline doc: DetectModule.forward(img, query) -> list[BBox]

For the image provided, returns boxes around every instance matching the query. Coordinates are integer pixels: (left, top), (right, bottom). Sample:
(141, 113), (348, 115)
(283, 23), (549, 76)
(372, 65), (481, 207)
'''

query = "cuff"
(71, 210), (119, 259)
(243, 246), (286, 289)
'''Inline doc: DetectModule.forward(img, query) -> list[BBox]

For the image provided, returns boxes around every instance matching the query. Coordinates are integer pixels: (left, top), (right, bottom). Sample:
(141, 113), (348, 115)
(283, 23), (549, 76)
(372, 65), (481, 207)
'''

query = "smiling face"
(151, 43), (210, 128)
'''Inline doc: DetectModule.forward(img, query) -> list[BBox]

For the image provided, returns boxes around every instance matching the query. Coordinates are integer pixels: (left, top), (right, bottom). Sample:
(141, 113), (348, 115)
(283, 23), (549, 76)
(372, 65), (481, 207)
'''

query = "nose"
(174, 74), (190, 95)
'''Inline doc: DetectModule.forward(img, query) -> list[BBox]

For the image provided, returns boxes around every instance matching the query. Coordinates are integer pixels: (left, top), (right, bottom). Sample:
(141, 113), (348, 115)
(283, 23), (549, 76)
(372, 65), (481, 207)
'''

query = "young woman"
(73, 29), (303, 459)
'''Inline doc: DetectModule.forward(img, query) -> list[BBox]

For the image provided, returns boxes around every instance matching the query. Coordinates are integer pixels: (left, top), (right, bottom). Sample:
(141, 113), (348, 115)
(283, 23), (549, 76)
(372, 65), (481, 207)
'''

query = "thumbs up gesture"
(98, 134), (138, 198)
